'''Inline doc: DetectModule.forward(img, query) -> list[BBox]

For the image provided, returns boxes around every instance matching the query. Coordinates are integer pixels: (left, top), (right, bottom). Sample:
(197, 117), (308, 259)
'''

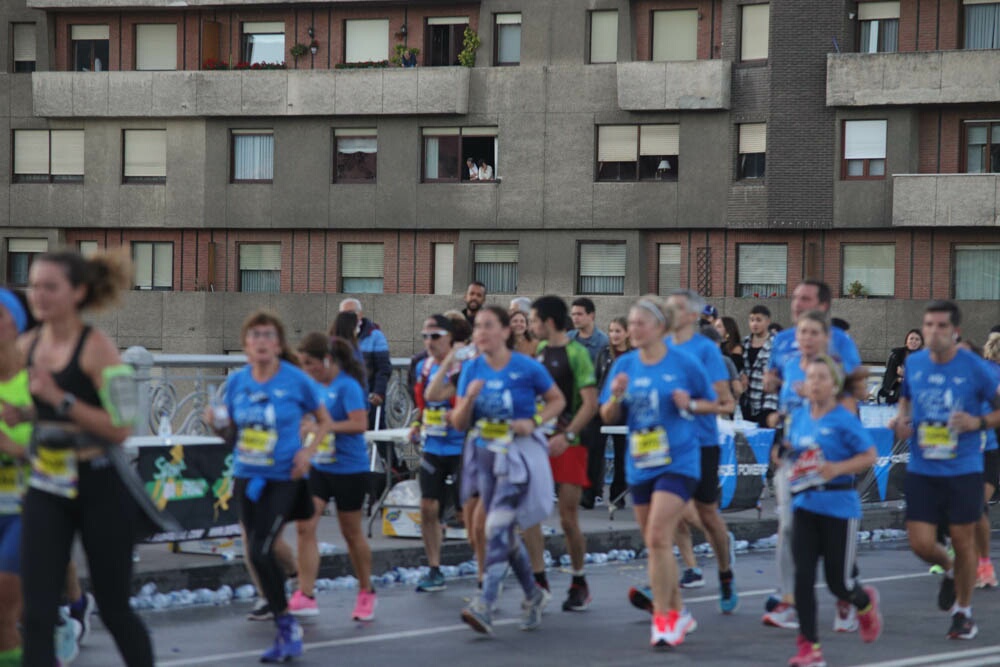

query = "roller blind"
(427, 16), (469, 25)
(598, 126), (638, 162)
(242, 22), (284, 34)
(123, 129), (166, 177)
(843, 244), (894, 296)
(741, 4), (770, 60)
(335, 128), (377, 137)
(8, 239), (48, 253)
(844, 120), (887, 159)
(580, 243), (626, 276)
(739, 123), (767, 153)
(433, 243), (454, 295)
(342, 243), (384, 278)
(153, 243), (172, 288)
(345, 19), (389, 62)
(136, 24), (177, 70)
(71, 25), (109, 40)
(50, 130), (84, 176)
(858, 2), (900, 20)
(78, 241), (98, 258)
(239, 244), (280, 270)
(658, 244), (681, 294)
(652, 10), (698, 62)
(496, 13), (521, 25)
(462, 127), (498, 137)
(422, 127), (460, 136)
(640, 125), (680, 156)
(13, 130), (49, 175)
(738, 245), (786, 284)
(963, 0), (999, 4)
(13, 24), (36, 62)
(474, 244), (518, 263)
(590, 10), (618, 63)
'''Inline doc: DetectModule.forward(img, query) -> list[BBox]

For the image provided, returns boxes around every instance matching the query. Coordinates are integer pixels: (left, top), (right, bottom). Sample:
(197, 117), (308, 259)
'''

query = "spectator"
(701, 323), (743, 410)
(878, 328), (923, 405)
(568, 298), (610, 365)
(508, 308), (538, 356)
(714, 316), (745, 374)
(477, 159), (494, 181)
(700, 304), (719, 326)
(769, 322), (784, 336)
(465, 158), (478, 181)
(740, 305), (778, 426)
(595, 316), (630, 509)
(338, 299), (391, 429)
(462, 282), (486, 327)
(568, 298), (610, 508)
(330, 311), (367, 386)
(509, 296), (532, 316)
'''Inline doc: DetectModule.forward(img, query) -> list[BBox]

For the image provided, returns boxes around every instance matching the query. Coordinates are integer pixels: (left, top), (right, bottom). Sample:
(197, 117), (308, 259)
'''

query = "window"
(422, 127), (498, 182)
(78, 240), (98, 258)
(71, 24), (109, 71)
(474, 243), (517, 293)
(232, 130), (274, 183)
(132, 241), (173, 291)
(858, 2), (899, 52)
(657, 244), (681, 295)
(964, 1), (1000, 50)
(433, 243), (454, 295)
(737, 244), (786, 297)
(495, 13), (521, 65)
(13, 130), (84, 183)
(965, 121), (1000, 173)
(426, 17), (468, 66)
(955, 245), (1000, 299)
(241, 22), (284, 65)
(341, 243), (384, 294)
(740, 4), (769, 61)
(13, 23), (36, 72)
(345, 19), (389, 63)
(334, 129), (377, 183)
(596, 125), (679, 181)
(136, 24), (177, 70)
(842, 244), (894, 296)
(738, 123), (766, 179)
(843, 120), (887, 179)
(652, 10), (697, 61)
(123, 129), (166, 183)
(590, 11), (618, 63)
(578, 243), (626, 295)
(239, 243), (280, 293)
(7, 239), (47, 286)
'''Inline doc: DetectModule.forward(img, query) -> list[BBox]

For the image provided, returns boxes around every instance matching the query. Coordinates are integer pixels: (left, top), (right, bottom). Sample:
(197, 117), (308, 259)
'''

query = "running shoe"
(857, 586), (883, 643)
(650, 612), (671, 648)
(247, 599), (273, 622)
(929, 564), (946, 575)
(938, 574), (956, 611)
(719, 574), (739, 614)
(650, 609), (694, 648)
(668, 608), (697, 646)
(69, 592), (96, 646)
(260, 614), (303, 663)
(288, 590), (318, 617)
(788, 635), (826, 667)
(416, 569), (447, 593)
(461, 598), (494, 635)
(947, 612), (977, 640)
(976, 561), (998, 588)
(562, 581), (591, 611)
(352, 589), (377, 621)
(536, 584), (552, 613)
(763, 602), (799, 630)
(833, 600), (858, 633)
(765, 595), (782, 613)
(520, 586), (546, 631)
(628, 585), (653, 614)
(55, 609), (81, 667)
(679, 567), (705, 589)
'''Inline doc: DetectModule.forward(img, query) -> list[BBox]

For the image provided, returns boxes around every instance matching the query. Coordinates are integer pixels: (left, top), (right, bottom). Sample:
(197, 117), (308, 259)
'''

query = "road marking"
(682, 571), (932, 605)
(846, 644), (1000, 667)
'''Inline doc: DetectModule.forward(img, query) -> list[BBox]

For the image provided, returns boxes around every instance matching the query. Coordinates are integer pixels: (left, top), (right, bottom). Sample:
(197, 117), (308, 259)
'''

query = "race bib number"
(237, 427), (278, 467)
(422, 408), (449, 438)
(789, 446), (827, 495)
(313, 434), (336, 465)
(29, 447), (78, 499)
(477, 420), (512, 454)
(630, 428), (671, 469)
(918, 423), (957, 460)
(0, 463), (25, 514)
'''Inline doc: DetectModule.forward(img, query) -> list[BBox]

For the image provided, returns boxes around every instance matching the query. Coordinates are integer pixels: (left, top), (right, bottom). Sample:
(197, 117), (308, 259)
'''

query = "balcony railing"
(892, 173), (1000, 227)
(616, 60), (731, 111)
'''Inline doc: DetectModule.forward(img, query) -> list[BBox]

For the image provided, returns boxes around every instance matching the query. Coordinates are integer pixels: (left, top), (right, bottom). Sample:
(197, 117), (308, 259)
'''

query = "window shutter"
(154, 243), (173, 288)
(239, 244), (281, 270)
(342, 244), (384, 278)
(124, 130), (167, 177)
(50, 130), (84, 176)
(79, 241), (98, 258)
(598, 126), (638, 162)
(658, 244), (681, 294)
(242, 22), (284, 34)
(345, 19), (389, 62)
(640, 125), (680, 156)
(335, 128), (377, 137)
(8, 239), (48, 253)
(13, 130), (49, 175)
(136, 24), (177, 70)
(843, 245), (894, 296)
(738, 245), (786, 284)
(496, 13), (521, 25)
(462, 127), (498, 137)
(858, 2), (900, 19)
(590, 10), (618, 63)
(474, 244), (518, 263)
(739, 123), (767, 154)
(433, 243), (454, 295)
(427, 16), (469, 25)
(71, 25), (109, 40)
(963, 0), (998, 4)
(422, 127), (460, 136)
(741, 4), (770, 60)
(652, 10), (698, 61)
(133, 243), (153, 289)
(580, 243), (626, 276)
(13, 24), (36, 62)
(844, 120), (887, 159)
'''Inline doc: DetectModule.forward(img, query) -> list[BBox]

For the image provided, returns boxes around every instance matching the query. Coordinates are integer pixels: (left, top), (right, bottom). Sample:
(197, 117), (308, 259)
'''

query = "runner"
(211, 310), (333, 662)
(19, 250), (154, 666)
(890, 300), (1000, 640)
(786, 355), (883, 667)
(523, 296), (598, 611)
(451, 306), (565, 635)
(599, 296), (716, 648)
(289, 333), (375, 621)
(978, 334), (1000, 588)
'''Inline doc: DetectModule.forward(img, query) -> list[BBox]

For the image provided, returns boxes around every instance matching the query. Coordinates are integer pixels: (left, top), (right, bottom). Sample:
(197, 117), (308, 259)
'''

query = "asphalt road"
(72, 537), (1000, 667)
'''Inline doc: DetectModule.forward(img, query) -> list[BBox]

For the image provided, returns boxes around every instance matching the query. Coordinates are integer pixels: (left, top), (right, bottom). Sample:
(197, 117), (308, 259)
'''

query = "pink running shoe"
(352, 589), (377, 621)
(288, 590), (318, 617)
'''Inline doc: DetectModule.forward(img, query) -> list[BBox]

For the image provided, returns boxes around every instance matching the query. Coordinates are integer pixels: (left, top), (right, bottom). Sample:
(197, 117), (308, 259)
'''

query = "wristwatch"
(564, 431), (577, 442)
(57, 393), (77, 417)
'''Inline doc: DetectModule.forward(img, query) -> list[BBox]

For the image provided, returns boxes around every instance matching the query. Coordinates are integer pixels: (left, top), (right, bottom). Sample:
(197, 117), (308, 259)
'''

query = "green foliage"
(458, 27), (481, 67)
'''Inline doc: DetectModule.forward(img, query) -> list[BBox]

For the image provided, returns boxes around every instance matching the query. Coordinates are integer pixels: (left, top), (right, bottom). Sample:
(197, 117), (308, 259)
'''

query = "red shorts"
(550, 445), (590, 488)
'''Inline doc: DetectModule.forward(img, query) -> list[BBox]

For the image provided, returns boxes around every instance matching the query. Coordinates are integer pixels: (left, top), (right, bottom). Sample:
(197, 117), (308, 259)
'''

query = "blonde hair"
(984, 332), (1000, 363)
(37, 248), (132, 312)
(632, 294), (674, 331)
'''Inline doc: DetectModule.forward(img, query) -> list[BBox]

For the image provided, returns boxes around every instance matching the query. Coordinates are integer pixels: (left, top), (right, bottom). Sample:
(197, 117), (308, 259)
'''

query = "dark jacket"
(358, 317), (392, 398)
(878, 346), (908, 404)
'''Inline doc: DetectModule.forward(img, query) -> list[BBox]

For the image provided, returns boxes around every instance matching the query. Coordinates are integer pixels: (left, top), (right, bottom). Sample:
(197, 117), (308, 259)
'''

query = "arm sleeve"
(369, 330), (392, 397)
(570, 343), (597, 389)
(343, 378), (368, 413)
(456, 361), (472, 399)
(300, 374), (321, 413)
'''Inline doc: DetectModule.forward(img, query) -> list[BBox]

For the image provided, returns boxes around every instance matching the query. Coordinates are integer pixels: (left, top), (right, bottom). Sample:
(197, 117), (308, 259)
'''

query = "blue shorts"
(631, 473), (698, 506)
(905, 472), (983, 526)
(0, 514), (21, 574)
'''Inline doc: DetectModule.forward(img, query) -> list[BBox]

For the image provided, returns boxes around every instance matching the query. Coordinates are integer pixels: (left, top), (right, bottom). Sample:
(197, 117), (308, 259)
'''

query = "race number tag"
(918, 423), (957, 460)
(477, 420), (512, 454)
(236, 427), (278, 467)
(313, 434), (336, 465)
(29, 447), (78, 499)
(422, 408), (449, 438)
(629, 428), (671, 469)
(789, 446), (827, 494)
(0, 463), (25, 514)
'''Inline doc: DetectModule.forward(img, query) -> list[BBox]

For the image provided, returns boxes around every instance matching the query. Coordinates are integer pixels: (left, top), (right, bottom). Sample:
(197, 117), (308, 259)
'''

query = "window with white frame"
(737, 244), (786, 297)
(859, 2), (899, 52)
(71, 24), (109, 71)
(954, 244), (1000, 300)
(965, 121), (1000, 173)
(658, 244), (681, 295)
(964, 0), (1000, 50)
(738, 123), (766, 179)
(13, 23), (36, 72)
(596, 125), (679, 181)
(132, 241), (173, 290)
(136, 24), (177, 70)
(433, 243), (454, 295)
(123, 129), (166, 183)
(474, 243), (518, 293)
(590, 10), (618, 63)
(578, 242), (626, 295)
(740, 4), (769, 61)
(241, 22), (284, 65)
(341, 243), (384, 294)
(334, 129), (377, 183)
(345, 19), (389, 63)
(78, 240), (98, 258)
(13, 130), (84, 183)
(652, 10), (697, 61)
(239, 243), (280, 293)
(7, 238), (47, 286)
(232, 130), (274, 183)
(842, 244), (894, 296)
(423, 127), (498, 182)
(843, 120), (887, 178)
(495, 13), (521, 65)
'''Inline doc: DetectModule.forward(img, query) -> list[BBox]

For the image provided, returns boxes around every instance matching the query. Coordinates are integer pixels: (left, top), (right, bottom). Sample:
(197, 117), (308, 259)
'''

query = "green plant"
(289, 43), (308, 58)
(390, 44), (420, 65)
(458, 27), (480, 67)
(847, 280), (868, 298)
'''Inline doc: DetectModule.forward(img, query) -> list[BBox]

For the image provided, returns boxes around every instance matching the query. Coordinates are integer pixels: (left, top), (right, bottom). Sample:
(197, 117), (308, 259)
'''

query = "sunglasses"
(422, 330), (449, 340)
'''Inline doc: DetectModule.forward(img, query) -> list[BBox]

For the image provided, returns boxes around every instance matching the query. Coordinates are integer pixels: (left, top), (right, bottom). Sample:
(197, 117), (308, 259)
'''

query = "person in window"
(877, 329), (923, 405)
(478, 159), (494, 181)
(466, 158), (479, 182)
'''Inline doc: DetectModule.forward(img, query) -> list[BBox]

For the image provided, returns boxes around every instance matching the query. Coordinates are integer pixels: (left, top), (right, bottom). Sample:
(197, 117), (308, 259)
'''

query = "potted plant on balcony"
(846, 280), (869, 298)
(290, 43), (309, 59)
(391, 44), (420, 67)
(458, 27), (480, 67)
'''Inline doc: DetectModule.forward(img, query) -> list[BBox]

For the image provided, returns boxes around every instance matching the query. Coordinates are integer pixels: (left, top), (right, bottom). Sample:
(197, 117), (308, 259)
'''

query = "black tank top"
(28, 326), (103, 422)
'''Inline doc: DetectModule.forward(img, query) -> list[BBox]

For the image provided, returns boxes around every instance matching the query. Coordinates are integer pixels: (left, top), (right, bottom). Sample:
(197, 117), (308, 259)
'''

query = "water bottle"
(235, 584), (256, 600)
(454, 344), (477, 362)
(158, 414), (172, 438)
(151, 593), (170, 610)
(194, 588), (214, 604)
(141, 582), (158, 597)
(215, 585), (233, 604)
(208, 385), (229, 429)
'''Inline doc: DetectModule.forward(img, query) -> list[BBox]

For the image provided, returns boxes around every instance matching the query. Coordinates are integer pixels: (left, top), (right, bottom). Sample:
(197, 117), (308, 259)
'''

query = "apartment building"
(2, 0), (998, 358)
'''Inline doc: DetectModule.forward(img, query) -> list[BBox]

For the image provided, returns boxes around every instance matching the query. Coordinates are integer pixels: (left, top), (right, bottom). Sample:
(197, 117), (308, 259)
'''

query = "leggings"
(793, 508), (870, 643)
(22, 458), (153, 667)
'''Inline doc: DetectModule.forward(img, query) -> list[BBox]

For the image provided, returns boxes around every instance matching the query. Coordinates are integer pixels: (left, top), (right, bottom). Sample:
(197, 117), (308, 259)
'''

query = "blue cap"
(701, 304), (719, 319)
(0, 289), (27, 334)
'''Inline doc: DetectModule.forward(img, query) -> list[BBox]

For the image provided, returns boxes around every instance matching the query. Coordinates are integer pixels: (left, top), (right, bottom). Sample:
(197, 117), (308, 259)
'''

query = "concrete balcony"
(827, 50), (1000, 106)
(616, 60), (731, 111)
(892, 174), (1000, 227)
(31, 67), (470, 117)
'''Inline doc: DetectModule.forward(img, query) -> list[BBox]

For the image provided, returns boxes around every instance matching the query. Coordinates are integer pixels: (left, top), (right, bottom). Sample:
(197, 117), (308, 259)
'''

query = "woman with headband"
(599, 296), (716, 649)
(785, 355), (882, 667)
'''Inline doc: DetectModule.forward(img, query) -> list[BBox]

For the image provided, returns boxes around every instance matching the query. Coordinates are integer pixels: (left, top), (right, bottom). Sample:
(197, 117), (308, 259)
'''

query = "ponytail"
(37, 248), (132, 311)
(330, 336), (366, 387)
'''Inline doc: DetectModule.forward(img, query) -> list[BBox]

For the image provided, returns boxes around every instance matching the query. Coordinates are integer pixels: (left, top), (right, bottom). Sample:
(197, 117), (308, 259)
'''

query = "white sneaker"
(762, 602), (800, 630)
(834, 600), (859, 632)
(55, 608), (81, 666)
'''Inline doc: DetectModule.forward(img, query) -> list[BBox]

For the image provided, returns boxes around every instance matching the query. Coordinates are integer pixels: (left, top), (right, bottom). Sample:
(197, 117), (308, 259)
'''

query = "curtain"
(475, 264), (517, 293)
(955, 247), (1000, 299)
(240, 270), (280, 293)
(882, 19), (899, 52)
(497, 24), (521, 63)
(965, 4), (1000, 49)
(234, 135), (273, 181)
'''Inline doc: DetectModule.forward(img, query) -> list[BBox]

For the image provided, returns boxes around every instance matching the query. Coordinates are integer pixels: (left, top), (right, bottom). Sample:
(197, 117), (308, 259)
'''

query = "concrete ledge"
(617, 60), (731, 110)
(892, 173), (1000, 227)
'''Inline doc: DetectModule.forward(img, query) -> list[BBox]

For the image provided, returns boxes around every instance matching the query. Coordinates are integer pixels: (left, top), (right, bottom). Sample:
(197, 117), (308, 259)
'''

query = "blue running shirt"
(667, 333), (728, 447)
(311, 372), (369, 475)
